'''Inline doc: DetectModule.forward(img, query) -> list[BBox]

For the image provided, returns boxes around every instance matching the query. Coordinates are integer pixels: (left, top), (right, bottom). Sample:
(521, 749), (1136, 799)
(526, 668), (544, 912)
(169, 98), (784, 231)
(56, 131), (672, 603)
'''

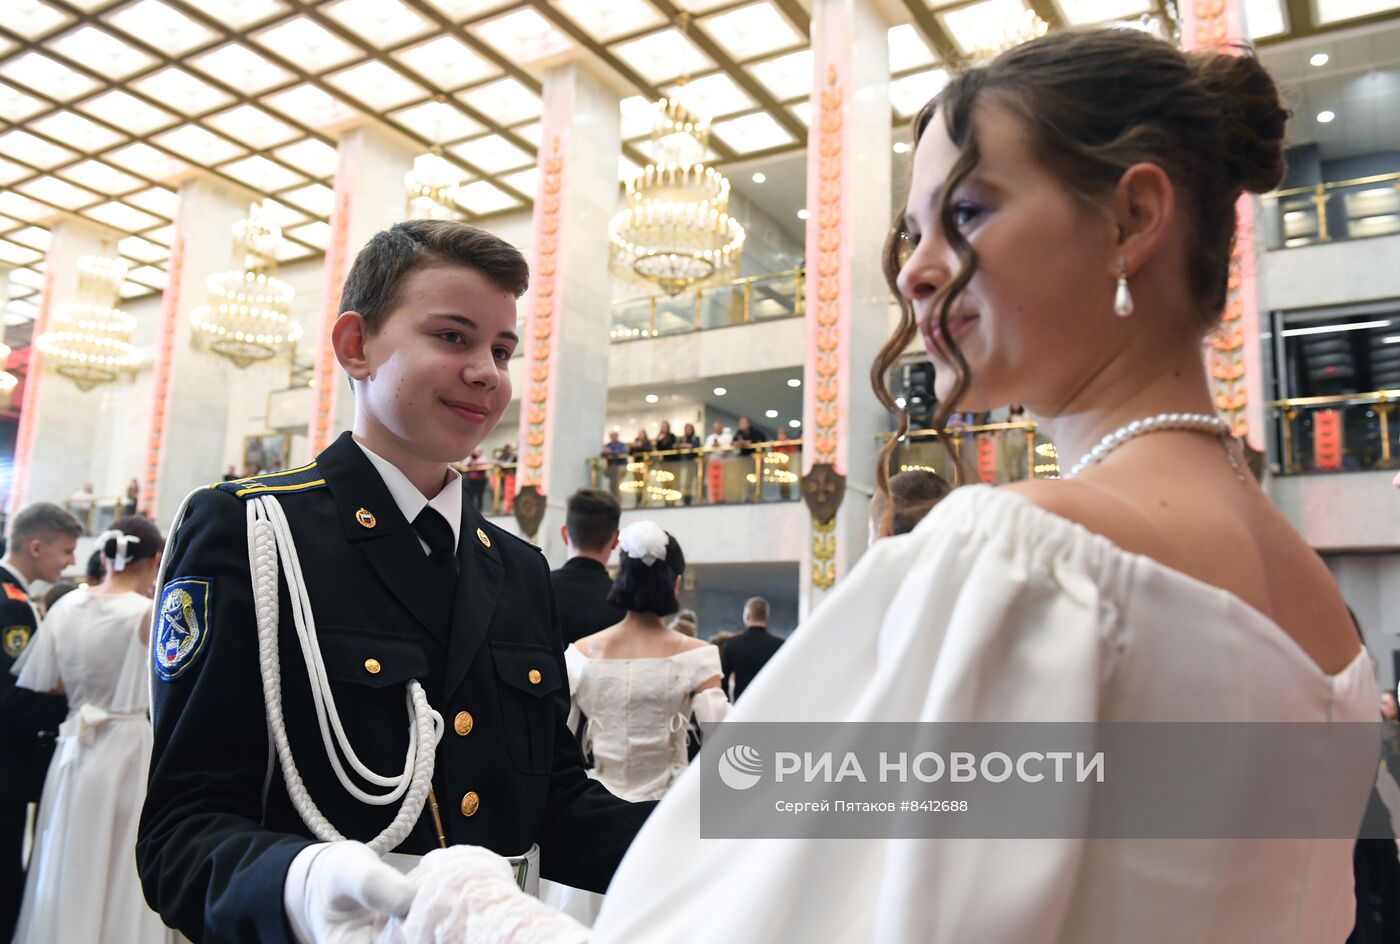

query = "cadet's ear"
(559, 524), (569, 547)
(332, 311), (372, 383)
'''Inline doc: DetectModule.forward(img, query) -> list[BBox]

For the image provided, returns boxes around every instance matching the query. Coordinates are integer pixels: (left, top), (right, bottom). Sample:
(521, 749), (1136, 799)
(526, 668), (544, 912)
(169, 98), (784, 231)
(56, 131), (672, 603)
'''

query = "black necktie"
(413, 507), (459, 607)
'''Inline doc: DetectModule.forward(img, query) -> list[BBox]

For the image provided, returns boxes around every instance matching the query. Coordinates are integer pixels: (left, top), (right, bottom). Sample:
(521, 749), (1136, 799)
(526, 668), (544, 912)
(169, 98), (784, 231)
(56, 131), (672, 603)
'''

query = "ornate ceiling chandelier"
(405, 101), (465, 220)
(34, 254), (141, 391)
(405, 150), (464, 220)
(191, 199), (301, 369)
(967, 9), (1049, 62)
(610, 95), (746, 296)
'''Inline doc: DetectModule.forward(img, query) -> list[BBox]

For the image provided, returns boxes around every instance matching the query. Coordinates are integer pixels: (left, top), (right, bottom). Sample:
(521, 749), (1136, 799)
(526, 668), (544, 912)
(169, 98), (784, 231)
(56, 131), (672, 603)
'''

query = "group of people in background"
(600, 417), (801, 506)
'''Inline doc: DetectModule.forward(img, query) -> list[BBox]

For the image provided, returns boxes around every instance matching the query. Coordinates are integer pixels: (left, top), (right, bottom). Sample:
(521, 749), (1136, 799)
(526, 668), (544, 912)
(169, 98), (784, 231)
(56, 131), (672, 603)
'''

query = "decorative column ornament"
(310, 185), (354, 455)
(803, 63), (848, 592)
(515, 137), (564, 539)
(142, 234), (185, 516)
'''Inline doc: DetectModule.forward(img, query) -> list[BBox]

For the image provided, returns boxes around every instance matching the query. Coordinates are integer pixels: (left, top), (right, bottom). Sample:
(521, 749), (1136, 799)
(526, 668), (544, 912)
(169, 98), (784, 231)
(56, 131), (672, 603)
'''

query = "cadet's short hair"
(8, 502), (82, 547)
(339, 220), (529, 336)
(565, 489), (621, 554)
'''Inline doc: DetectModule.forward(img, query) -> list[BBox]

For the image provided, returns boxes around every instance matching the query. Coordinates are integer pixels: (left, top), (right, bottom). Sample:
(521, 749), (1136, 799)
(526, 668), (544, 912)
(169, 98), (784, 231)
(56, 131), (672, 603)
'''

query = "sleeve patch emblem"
(3, 583), (27, 602)
(154, 578), (211, 681)
(2, 625), (29, 659)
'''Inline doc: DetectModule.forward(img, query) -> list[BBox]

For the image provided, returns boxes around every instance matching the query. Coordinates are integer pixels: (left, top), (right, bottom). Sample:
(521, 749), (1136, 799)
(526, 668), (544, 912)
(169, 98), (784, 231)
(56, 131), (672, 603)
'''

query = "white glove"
(285, 841), (417, 944)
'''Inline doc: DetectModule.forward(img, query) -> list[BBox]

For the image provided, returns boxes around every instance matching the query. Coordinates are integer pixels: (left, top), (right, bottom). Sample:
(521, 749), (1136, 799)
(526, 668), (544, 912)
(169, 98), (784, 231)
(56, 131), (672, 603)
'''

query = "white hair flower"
(618, 521), (669, 567)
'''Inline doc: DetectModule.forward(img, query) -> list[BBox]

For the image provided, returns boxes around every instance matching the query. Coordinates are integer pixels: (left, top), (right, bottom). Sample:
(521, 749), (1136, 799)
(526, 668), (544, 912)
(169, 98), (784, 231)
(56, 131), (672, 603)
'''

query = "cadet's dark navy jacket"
(137, 432), (652, 943)
(0, 562), (65, 803)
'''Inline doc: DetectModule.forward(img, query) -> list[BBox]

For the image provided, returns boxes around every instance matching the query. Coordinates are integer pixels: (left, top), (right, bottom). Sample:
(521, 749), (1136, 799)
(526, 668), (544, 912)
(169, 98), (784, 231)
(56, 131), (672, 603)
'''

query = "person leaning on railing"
(654, 422), (679, 507)
(674, 424), (702, 506)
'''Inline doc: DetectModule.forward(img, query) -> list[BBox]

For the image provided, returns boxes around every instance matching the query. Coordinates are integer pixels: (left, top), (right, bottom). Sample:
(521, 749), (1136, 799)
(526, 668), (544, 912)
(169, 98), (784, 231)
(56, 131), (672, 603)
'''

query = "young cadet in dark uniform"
(0, 502), (80, 939)
(137, 221), (653, 944)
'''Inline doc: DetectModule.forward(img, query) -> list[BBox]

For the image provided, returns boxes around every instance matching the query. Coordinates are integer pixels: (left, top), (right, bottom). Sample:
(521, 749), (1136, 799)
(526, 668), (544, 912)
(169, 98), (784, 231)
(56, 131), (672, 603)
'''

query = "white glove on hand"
(285, 841), (417, 944)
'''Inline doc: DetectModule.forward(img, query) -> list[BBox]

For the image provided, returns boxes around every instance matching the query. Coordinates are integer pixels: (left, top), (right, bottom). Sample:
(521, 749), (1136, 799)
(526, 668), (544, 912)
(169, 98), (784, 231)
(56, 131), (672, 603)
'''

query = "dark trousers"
(0, 801), (27, 941)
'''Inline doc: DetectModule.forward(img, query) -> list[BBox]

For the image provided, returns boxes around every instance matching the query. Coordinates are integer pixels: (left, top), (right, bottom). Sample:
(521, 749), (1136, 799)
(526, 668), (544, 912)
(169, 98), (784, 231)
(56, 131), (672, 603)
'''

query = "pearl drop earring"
(1113, 257), (1134, 318)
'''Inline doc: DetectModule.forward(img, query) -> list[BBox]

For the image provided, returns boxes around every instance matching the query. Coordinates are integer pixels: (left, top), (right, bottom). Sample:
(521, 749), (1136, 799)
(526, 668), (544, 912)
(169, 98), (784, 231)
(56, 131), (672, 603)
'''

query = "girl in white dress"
(541, 523), (730, 925)
(357, 29), (1380, 944)
(12, 516), (173, 944)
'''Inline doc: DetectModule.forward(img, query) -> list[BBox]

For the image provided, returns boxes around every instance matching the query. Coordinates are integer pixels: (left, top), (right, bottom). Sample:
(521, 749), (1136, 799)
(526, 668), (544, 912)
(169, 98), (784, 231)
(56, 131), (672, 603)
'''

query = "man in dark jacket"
(0, 502), (79, 939)
(550, 489), (625, 646)
(719, 596), (785, 702)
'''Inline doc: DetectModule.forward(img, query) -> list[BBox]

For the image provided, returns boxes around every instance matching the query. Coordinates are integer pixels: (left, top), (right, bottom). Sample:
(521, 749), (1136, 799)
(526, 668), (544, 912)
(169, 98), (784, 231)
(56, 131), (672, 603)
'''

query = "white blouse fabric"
(587, 485), (1378, 944)
(565, 643), (723, 803)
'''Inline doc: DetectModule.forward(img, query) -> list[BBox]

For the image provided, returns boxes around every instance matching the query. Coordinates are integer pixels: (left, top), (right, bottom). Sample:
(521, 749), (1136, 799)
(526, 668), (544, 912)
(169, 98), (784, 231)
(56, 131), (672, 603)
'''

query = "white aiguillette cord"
(247, 495), (444, 856)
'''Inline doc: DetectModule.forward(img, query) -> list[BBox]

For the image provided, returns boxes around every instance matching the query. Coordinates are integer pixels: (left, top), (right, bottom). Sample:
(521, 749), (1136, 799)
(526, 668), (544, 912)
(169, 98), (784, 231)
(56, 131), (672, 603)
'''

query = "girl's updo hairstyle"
(607, 523), (686, 618)
(871, 28), (1288, 501)
(99, 515), (164, 571)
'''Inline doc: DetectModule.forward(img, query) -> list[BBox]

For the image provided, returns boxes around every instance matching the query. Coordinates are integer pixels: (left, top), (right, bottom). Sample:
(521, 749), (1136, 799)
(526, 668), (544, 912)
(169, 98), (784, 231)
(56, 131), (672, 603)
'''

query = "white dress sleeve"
(590, 486), (1131, 944)
(563, 645), (585, 734)
(684, 645), (722, 693)
(13, 615), (61, 693)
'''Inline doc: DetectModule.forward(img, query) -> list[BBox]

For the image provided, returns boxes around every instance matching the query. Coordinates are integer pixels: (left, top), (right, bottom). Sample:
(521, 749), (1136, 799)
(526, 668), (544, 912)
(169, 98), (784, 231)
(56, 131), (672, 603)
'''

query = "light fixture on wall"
(609, 94), (747, 296)
(190, 199), (302, 368)
(34, 254), (142, 391)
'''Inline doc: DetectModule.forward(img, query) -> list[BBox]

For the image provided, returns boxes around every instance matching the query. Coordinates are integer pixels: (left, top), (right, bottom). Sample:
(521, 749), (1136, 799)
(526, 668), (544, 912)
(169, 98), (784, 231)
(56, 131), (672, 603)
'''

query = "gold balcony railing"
(1271, 390), (1400, 474)
(587, 440), (804, 508)
(611, 267), (803, 342)
(882, 421), (1058, 483)
(1260, 171), (1400, 250)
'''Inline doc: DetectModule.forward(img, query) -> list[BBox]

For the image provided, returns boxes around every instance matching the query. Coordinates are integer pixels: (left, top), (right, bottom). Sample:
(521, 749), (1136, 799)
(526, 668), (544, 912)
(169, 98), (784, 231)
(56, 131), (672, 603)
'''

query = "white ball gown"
(12, 588), (174, 944)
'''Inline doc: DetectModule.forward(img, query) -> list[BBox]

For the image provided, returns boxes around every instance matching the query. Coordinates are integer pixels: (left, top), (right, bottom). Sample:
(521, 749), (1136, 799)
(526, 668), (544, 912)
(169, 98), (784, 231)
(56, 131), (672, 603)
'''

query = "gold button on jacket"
(460, 791), (480, 817)
(528, 669), (542, 685)
(363, 658), (381, 675)
(453, 710), (473, 736)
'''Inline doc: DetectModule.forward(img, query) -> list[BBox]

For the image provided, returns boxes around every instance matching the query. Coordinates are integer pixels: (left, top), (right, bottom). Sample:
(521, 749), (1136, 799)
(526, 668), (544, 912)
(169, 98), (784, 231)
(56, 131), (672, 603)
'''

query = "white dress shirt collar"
(354, 439), (462, 553)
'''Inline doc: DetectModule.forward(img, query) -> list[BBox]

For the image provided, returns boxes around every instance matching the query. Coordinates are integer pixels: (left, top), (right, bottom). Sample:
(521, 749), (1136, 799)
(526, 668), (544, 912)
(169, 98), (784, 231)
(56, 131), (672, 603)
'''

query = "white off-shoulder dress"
(406, 485), (1380, 944)
(12, 589), (174, 944)
(541, 644), (724, 926)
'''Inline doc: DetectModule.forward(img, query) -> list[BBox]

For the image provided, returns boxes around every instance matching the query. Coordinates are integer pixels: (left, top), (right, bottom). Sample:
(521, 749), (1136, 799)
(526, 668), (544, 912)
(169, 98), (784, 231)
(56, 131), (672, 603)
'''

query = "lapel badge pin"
(355, 508), (377, 529)
(476, 527), (491, 548)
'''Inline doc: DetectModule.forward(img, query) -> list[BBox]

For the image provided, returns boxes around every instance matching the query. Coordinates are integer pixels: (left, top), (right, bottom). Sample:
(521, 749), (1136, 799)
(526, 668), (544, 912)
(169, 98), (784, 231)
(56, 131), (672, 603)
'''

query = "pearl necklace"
(1064, 412), (1244, 480)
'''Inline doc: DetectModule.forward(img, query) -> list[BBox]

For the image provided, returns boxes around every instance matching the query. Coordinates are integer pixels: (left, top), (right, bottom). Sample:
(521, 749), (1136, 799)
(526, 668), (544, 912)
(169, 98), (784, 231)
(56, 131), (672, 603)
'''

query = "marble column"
(513, 62), (621, 556)
(10, 219), (120, 511)
(1182, 1), (1264, 451)
(141, 178), (247, 521)
(798, 0), (893, 619)
(306, 125), (418, 456)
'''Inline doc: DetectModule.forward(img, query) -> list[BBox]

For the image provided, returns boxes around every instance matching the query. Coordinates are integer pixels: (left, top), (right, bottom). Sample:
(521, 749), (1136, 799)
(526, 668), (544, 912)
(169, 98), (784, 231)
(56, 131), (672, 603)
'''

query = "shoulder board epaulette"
(212, 462), (326, 499)
(487, 522), (543, 553)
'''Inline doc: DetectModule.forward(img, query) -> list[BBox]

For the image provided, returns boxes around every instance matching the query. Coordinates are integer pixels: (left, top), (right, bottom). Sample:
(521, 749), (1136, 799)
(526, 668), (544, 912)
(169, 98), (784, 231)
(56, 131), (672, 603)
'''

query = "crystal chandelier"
(966, 9), (1049, 62)
(610, 96), (746, 296)
(191, 199), (301, 369)
(405, 101), (465, 220)
(34, 254), (141, 391)
(405, 150), (464, 220)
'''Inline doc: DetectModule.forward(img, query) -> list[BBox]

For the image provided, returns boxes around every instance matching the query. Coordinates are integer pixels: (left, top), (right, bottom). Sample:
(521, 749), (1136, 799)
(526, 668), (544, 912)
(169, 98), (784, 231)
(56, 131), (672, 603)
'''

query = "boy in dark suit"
(550, 489), (625, 646)
(138, 221), (651, 944)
